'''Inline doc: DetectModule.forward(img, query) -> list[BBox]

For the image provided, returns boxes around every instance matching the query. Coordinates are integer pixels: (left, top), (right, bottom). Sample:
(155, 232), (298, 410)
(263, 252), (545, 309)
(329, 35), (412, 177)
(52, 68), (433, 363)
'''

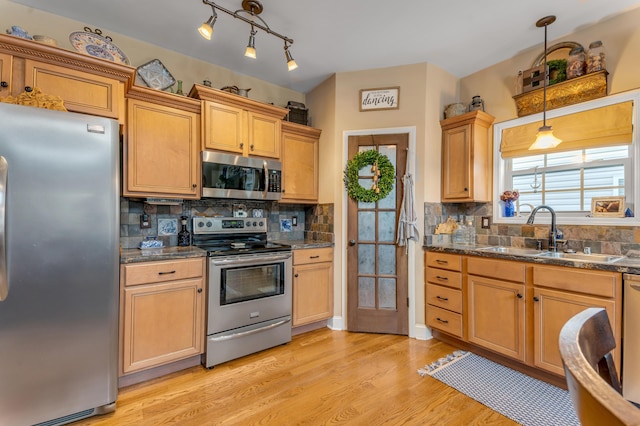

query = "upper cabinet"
(189, 84), (288, 159)
(281, 121), (322, 204)
(440, 110), (495, 203)
(124, 86), (201, 199)
(0, 34), (135, 122)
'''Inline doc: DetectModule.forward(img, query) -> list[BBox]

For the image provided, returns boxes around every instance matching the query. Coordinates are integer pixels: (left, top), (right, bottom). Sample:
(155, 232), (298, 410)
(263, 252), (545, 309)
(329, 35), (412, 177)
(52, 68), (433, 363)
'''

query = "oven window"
(220, 263), (285, 305)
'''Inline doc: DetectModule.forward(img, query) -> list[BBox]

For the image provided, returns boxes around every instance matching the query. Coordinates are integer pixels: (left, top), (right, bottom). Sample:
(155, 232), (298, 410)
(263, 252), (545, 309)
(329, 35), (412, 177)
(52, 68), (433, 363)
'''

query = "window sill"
(495, 215), (640, 227)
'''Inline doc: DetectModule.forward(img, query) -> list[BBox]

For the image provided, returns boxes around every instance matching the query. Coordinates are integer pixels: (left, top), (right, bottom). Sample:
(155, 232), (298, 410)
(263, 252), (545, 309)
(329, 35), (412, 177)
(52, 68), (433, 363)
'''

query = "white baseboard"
(327, 315), (344, 330)
(413, 324), (433, 341)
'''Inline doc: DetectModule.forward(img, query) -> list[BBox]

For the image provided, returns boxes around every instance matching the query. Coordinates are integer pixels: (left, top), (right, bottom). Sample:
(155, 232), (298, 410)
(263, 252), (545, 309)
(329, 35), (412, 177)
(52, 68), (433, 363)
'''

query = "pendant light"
(529, 15), (562, 150)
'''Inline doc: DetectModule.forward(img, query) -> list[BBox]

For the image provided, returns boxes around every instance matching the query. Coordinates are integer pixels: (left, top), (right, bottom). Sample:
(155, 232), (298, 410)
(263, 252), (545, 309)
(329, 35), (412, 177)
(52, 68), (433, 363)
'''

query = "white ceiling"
(10, 0), (640, 93)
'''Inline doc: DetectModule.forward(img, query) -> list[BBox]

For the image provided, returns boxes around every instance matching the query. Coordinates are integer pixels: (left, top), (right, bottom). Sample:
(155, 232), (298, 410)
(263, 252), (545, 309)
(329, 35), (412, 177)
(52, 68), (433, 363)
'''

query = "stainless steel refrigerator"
(0, 103), (119, 426)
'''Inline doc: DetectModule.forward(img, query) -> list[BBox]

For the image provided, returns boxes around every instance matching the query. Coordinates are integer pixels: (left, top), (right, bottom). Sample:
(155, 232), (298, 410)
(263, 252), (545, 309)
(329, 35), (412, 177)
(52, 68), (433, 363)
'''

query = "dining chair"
(559, 307), (640, 426)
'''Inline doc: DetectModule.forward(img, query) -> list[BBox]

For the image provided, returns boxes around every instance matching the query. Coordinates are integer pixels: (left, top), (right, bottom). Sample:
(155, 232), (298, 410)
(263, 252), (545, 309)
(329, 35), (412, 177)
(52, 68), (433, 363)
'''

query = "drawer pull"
(435, 260), (448, 265)
(436, 295), (449, 301)
(158, 270), (177, 275)
(309, 255), (320, 259)
(436, 276), (449, 281)
(436, 317), (449, 324)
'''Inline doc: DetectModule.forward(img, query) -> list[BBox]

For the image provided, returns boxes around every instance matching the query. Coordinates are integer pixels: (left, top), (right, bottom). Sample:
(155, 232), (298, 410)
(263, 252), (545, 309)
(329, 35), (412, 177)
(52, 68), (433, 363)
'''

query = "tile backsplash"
(120, 198), (334, 249)
(424, 202), (640, 255)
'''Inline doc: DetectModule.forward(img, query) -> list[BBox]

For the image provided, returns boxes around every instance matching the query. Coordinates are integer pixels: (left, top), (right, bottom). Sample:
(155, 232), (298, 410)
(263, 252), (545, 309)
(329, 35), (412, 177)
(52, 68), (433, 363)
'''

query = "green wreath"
(343, 150), (395, 202)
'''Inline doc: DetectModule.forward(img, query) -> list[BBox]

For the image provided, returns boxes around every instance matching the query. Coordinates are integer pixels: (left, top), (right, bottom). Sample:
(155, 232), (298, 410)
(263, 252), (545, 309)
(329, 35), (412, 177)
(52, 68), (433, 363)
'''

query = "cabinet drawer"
(122, 258), (205, 286)
(426, 252), (462, 271)
(533, 265), (619, 298)
(427, 305), (463, 338)
(467, 256), (526, 283)
(293, 247), (333, 265)
(426, 284), (462, 313)
(426, 267), (462, 289)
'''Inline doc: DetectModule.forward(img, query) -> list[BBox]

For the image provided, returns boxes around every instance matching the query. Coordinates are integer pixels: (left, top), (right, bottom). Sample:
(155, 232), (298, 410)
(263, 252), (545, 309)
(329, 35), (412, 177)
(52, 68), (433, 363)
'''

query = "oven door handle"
(210, 253), (292, 266)
(209, 317), (291, 342)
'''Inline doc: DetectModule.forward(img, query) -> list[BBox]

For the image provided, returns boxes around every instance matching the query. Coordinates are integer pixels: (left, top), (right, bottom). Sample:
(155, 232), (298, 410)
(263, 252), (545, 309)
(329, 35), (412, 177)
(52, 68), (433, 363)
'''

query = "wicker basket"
(285, 101), (308, 125)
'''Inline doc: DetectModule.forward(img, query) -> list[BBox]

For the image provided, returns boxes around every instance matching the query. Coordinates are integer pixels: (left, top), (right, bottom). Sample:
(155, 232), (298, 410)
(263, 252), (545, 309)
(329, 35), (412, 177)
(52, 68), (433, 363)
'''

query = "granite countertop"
(424, 243), (640, 274)
(273, 239), (334, 250)
(120, 246), (207, 264)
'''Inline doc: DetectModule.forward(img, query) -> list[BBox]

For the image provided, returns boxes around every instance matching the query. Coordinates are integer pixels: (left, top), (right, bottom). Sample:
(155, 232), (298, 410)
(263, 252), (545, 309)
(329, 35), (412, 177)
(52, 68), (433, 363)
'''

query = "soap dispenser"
(178, 216), (191, 247)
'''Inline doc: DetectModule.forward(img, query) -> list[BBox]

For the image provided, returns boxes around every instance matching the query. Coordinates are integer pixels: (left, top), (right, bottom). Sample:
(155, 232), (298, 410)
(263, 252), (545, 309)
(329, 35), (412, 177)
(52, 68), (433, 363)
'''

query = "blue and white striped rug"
(418, 351), (580, 426)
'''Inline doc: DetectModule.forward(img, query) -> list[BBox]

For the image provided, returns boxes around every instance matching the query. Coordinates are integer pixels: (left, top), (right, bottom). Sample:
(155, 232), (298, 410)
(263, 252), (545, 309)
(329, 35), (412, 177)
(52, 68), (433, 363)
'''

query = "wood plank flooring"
(74, 329), (517, 425)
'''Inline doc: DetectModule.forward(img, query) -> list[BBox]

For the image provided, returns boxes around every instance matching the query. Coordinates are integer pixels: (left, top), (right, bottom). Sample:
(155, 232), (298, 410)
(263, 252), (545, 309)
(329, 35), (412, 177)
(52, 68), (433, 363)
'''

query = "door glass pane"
(358, 211), (375, 241)
(358, 244), (375, 275)
(378, 245), (396, 274)
(357, 178), (376, 209)
(358, 277), (375, 308)
(379, 278), (396, 309)
(377, 145), (397, 209)
(378, 211), (395, 242)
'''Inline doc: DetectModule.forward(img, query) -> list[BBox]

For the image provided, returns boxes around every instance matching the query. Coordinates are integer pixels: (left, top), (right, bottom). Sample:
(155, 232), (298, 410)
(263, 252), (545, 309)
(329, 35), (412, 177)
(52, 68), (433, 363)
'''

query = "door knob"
(349, 240), (356, 246)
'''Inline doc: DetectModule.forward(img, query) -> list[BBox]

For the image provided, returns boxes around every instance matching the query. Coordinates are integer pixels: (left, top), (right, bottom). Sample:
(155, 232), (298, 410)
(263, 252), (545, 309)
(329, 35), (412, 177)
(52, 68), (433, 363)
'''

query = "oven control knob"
(259, 221), (264, 227)
(245, 221), (251, 227)
(206, 221), (212, 227)
(253, 221), (257, 226)
(197, 221), (204, 228)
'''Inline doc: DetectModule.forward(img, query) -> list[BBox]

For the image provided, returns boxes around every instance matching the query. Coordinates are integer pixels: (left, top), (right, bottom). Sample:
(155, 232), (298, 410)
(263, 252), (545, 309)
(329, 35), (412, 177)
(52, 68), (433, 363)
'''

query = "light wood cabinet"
(440, 110), (495, 202)
(0, 34), (134, 122)
(0, 52), (11, 97)
(532, 264), (621, 376)
(281, 121), (322, 203)
(189, 84), (288, 158)
(120, 258), (206, 375)
(292, 247), (334, 327)
(124, 86), (201, 199)
(467, 257), (526, 362)
(425, 252), (464, 338)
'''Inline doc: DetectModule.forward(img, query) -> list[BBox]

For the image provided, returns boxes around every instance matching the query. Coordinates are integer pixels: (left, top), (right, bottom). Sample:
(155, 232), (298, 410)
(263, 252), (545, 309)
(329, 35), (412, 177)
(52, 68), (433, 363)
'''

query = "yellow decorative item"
(0, 87), (67, 111)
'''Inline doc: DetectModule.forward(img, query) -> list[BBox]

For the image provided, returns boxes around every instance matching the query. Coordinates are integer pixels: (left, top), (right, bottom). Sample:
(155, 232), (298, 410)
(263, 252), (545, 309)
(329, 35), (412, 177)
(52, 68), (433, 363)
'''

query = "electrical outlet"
(481, 216), (491, 229)
(292, 216), (298, 226)
(140, 213), (151, 229)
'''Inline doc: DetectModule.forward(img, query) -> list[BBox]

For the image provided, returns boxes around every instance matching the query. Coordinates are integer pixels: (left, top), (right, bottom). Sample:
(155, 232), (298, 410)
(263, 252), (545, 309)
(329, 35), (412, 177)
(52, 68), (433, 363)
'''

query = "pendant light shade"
(198, 13), (217, 40)
(529, 15), (561, 151)
(244, 27), (257, 59)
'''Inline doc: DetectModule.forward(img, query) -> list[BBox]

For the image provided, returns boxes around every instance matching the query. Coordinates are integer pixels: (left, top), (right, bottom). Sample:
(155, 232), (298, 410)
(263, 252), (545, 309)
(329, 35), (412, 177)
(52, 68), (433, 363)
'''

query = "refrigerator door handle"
(0, 156), (7, 301)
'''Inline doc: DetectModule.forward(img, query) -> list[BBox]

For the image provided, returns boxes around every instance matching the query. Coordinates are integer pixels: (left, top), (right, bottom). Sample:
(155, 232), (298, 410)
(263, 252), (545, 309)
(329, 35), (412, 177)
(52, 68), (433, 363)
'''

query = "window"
(493, 91), (640, 225)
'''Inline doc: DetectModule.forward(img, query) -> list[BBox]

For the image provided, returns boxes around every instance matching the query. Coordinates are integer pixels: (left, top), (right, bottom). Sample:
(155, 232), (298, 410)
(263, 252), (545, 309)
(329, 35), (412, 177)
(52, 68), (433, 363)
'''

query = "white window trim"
(492, 89), (640, 226)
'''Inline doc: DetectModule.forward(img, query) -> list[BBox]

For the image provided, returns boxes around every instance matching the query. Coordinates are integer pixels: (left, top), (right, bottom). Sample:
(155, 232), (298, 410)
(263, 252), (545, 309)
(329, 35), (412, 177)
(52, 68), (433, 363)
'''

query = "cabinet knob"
(294, 273), (299, 278)
(250, 144), (254, 150)
(0, 81), (7, 88)
(349, 240), (356, 246)
(192, 183), (197, 188)
(533, 296), (540, 302)
(197, 288), (203, 293)
(464, 187), (468, 192)
(517, 293), (523, 298)
(240, 142), (244, 149)
(24, 86), (33, 92)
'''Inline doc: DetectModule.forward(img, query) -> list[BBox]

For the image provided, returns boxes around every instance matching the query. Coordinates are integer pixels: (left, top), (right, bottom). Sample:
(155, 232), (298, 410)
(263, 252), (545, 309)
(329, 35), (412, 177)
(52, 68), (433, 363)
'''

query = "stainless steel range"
(192, 216), (292, 368)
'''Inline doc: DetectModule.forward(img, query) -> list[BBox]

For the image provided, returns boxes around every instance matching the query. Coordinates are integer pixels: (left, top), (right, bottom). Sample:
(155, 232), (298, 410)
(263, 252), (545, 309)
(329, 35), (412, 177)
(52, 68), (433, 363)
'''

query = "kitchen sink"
(535, 251), (625, 263)
(477, 246), (544, 256)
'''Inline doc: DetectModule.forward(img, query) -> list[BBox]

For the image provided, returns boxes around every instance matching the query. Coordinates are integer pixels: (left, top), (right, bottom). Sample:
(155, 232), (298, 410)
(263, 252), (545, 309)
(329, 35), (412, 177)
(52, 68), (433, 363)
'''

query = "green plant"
(343, 150), (395, 202)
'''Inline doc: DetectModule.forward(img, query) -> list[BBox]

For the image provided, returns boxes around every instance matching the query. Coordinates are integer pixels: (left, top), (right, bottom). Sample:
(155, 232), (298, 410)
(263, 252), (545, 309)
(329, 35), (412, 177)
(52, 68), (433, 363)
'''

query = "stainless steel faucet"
(526, 205), (558, 251)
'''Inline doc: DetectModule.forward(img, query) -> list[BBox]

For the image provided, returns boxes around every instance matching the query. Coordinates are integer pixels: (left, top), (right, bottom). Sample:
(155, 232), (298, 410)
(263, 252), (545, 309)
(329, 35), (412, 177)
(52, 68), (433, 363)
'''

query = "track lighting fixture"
(530, 15), (562, 150)
(198, 0), (297, 71)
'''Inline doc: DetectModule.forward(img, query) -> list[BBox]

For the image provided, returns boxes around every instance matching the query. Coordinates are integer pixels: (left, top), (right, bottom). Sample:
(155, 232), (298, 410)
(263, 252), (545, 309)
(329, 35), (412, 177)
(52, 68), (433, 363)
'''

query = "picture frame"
(591, 196), (625, 217)
(359, 87), (399, 111)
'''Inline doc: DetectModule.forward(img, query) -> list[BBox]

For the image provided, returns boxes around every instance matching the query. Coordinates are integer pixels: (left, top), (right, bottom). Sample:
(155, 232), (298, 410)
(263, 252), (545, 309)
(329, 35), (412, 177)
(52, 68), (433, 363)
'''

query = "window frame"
(492, 89), (640, 226)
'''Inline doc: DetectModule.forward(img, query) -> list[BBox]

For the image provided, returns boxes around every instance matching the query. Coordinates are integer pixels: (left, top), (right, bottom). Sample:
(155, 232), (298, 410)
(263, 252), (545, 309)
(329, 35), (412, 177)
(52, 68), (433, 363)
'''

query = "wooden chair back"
(559, 307), (640, 426)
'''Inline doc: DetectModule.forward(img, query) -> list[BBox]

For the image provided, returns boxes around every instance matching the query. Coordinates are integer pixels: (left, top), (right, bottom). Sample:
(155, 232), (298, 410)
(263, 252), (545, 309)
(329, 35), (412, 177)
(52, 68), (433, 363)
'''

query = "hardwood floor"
(74, 329), (517, 425)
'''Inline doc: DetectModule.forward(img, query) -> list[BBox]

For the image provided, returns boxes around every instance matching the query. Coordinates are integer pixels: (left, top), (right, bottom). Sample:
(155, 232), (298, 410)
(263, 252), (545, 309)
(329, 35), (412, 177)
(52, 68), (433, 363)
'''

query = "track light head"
(285, 44), (298, 71)
(245, 27), (257, 59)
(198, 13), (217, 40)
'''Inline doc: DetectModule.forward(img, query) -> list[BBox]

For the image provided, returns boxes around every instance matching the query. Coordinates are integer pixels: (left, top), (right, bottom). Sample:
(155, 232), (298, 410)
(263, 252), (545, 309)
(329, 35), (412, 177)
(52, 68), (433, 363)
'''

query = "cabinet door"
(0, 52), (11, 97)
(468, 275), (526, 361)
(281, 130), (318, 202)
(442, 124), (472, 201)
(202, 100), (245, 153)
(125, 99), (200, 198)
(533, 287), (616, 376)
(293, 262), (333, 326)
(247, 111), (281, 158)
(24, 59), (122, 120)
(122, 278), (204, 374)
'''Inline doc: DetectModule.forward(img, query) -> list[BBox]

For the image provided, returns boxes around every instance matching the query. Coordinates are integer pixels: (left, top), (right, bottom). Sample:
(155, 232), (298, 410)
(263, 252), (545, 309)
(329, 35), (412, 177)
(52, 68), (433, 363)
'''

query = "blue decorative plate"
(69, 30), (130, 65)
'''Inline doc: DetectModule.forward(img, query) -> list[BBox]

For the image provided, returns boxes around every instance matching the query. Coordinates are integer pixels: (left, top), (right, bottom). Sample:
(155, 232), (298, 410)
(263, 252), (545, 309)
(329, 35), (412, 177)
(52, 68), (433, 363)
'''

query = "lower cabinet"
(120, 258), (206, 375)
(292, 247), (334, 327)
(425, 251), (622, 378)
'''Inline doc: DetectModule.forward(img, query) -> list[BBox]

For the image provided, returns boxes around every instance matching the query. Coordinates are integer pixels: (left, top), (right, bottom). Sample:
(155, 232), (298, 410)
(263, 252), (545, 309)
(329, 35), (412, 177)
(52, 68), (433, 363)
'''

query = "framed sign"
(591, 196), (625, 217)
(359, 87), (399, 111)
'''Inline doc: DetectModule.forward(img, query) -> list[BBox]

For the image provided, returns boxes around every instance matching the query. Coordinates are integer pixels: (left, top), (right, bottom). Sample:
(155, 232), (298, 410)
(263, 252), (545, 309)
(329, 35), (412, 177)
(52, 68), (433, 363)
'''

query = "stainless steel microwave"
(201, 151), (282, 200)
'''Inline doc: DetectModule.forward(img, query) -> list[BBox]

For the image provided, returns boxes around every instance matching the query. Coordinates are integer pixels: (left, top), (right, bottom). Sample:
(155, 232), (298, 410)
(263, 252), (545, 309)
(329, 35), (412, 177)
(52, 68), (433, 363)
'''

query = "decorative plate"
(136, 59), (176, 91)
(69, 30), (130, 65)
